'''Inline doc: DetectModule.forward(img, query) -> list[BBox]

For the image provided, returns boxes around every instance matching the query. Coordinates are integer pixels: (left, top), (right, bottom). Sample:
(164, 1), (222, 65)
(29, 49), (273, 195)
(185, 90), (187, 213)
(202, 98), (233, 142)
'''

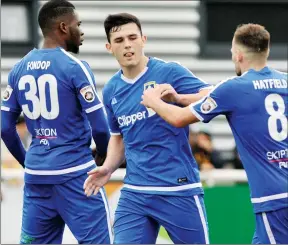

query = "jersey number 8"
(265, 93), (287, 142)
(18, 74), (59, 120)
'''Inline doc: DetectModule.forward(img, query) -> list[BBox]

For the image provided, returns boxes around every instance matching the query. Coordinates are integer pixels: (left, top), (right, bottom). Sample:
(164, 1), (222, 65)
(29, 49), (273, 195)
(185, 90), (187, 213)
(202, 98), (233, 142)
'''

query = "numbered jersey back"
(2, 47), (102, 182)
(227, 68), (287, 212)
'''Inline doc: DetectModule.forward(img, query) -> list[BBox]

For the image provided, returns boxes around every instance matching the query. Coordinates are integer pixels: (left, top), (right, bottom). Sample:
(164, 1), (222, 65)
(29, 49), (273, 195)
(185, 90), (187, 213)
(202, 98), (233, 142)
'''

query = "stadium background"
(1, 1), (287, 244)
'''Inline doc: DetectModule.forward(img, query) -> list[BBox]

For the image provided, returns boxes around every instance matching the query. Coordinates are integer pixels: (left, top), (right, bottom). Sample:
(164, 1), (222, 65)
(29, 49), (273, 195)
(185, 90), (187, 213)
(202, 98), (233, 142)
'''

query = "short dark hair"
(104, 13), (142, 43)
(38, 0), (75, 36)
(234, 23), (270, 54)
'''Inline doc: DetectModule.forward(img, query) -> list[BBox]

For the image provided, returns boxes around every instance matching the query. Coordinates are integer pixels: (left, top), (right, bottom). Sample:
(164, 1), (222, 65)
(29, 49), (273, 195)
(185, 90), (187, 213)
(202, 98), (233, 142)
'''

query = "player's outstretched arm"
(176, 88), (211, 106)
(159, 84), (211, 106)
(1, 110), (26, 167)
(84, 135), (125, 196)
(141, 87), (199, 128)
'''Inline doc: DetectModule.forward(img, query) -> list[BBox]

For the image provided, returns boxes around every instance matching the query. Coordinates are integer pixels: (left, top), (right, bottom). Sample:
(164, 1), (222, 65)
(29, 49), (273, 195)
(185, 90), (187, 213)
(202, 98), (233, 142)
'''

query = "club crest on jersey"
(144, 81), (156, 90)
(200, 97), (217, 114)
(2, 85), (13, 101)
(143, 81), (157, 117)
(80, 85), (95, 103)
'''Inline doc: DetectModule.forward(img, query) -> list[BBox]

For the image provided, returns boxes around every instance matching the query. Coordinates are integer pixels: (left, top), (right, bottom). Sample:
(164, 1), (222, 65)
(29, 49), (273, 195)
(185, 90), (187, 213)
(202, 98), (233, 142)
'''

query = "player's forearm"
(102, 135), (125, 174)
(151, 100), (199, 127)
(1, 111), (26, 167)
(87, 108), (110, 157)
(177, 88), (212, 106)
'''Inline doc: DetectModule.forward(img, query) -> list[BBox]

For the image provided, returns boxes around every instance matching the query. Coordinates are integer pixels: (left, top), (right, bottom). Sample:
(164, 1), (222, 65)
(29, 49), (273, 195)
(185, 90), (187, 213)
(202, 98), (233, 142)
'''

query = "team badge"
(2, 85), (13, 101)
(80, 85), (95, 103)
(143, 81), (157, 117)
(200, 97), (217, 114)
(144, 81), (156, 90)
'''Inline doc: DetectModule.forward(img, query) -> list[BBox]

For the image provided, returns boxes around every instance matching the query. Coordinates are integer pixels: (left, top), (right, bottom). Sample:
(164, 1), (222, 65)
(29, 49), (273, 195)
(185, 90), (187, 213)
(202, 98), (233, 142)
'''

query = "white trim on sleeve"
(189, 105), (204, 121)
(1, 106), (10, 111)
(85, 103), (104, 113)
(110, 132), (121, 136)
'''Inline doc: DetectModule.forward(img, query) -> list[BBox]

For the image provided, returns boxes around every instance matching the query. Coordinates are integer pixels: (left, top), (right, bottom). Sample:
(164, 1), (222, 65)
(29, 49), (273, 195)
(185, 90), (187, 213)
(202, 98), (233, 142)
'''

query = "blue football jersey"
(190, 66), (288, 213)
(103, 57), (212, 196)
(1, 47), (103, 184)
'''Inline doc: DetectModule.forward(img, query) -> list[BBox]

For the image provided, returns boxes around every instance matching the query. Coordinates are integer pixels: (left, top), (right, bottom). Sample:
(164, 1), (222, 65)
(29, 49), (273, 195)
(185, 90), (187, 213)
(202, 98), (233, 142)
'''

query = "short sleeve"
(1, 68), (21, 113)
(169, 62), (213, 94)
(189, 79), (236, 123)
(102, 85), (121, 135)
(71, 61), (103, 114)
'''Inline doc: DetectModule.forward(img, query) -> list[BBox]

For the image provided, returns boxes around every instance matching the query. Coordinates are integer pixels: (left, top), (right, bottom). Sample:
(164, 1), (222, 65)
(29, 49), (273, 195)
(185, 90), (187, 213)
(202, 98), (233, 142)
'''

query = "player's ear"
(59, 22), (68, 34)
(237, 51), (244, 63)
(141, 35), (147, 47)
(105, 43), (113, 54)
(234, 49), (241, 63)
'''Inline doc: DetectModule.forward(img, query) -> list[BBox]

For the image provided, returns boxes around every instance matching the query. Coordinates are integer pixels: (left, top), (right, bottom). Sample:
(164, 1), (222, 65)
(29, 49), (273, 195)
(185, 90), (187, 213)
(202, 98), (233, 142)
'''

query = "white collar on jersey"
(121, 67), (149, 84)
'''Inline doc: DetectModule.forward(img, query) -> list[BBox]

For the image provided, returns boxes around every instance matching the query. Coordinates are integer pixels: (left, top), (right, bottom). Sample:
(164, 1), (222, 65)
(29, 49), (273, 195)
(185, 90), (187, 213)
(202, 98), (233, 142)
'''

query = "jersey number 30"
(265, 94), (287, 142)
(18, 74), (59, 120)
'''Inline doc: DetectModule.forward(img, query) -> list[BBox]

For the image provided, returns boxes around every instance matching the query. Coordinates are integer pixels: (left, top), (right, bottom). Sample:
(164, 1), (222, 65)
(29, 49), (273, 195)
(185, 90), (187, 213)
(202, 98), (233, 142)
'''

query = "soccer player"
(141, 24), (288, 244)
(84, 13), (212, 244)
(1, 0), (112, 243)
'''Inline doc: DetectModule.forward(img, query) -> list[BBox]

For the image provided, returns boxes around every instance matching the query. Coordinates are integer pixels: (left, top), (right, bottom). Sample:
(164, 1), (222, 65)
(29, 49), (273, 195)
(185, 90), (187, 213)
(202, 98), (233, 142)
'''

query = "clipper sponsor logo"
(267, 149), (288, 169)
(117, 81), (158, 127)
(118, 111), (147, 127)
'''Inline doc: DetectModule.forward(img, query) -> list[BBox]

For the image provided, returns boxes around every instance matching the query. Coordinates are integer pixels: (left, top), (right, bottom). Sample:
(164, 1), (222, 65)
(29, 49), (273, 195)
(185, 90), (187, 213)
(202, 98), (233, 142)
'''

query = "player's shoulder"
(12, 49), (36, 71)
(80, 60), (91, 69)
(212, 74), (244, 93)
(58, 48), (89, 69)
(151, 57), (184, 70)
(271, 68), (287, 79)
(150, 57), (193, 78)
(8, 50), (34, 82)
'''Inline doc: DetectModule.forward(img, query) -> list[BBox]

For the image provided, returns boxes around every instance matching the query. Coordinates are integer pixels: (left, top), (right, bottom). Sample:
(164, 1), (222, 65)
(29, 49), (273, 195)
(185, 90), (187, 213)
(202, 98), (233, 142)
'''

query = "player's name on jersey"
(27, 61), (51, 71)
(253, 78), (287, 90)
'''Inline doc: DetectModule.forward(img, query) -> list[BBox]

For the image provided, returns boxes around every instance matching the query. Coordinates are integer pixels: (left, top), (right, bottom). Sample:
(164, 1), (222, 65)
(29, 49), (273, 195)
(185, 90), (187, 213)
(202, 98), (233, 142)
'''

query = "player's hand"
(141, 84), (162, 108)
(158, 84), (180, 103)
(83, 166), (112, 197)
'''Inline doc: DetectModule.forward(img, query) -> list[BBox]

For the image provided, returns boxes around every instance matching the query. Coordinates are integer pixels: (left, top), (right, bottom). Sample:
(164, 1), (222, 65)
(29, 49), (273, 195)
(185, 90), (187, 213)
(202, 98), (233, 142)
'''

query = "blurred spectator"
(189, 130), (224, 170)
(229, 147), (244, 169)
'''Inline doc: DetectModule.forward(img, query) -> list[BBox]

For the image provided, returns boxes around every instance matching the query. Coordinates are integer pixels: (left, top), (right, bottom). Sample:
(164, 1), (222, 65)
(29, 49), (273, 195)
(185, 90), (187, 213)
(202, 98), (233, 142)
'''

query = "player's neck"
(242, 61), (267, 74)
(42, 36), (66, 50)
(122, 56), (149, 79)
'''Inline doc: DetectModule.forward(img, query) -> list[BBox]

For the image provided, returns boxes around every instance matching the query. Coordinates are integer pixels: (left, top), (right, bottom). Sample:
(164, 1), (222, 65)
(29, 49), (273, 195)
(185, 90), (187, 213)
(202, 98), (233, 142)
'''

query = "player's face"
(65, 11), (84, 54)
(231, 38), (242, 76)
(106, 23), (146, 68)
